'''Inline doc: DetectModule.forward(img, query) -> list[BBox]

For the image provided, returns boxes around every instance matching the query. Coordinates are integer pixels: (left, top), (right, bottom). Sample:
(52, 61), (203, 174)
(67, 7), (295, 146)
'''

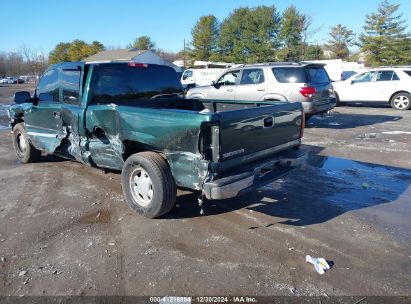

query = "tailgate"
(217, 102), (302, 172)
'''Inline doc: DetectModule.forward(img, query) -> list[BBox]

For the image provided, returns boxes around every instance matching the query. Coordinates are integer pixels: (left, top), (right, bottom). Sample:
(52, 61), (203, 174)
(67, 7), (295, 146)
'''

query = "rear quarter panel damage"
(85, 104), (215, 189)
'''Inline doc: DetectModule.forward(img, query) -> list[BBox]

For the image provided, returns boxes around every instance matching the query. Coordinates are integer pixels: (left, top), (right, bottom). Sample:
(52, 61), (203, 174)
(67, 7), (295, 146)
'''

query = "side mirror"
(212, 81), (220, 88)
(13, 91), (31, 104)
(38, 93), (54, 102)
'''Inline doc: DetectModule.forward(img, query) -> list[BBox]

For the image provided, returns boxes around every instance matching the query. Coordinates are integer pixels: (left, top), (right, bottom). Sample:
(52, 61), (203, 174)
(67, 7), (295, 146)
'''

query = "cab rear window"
(92, 63), (182, 104)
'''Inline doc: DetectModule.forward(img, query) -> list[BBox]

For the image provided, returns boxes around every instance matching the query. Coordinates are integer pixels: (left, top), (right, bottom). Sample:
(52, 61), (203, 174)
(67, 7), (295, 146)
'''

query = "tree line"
(0, 46), (47, 78)
(188, 5), (323, 64)
(189, 0), (410, 66)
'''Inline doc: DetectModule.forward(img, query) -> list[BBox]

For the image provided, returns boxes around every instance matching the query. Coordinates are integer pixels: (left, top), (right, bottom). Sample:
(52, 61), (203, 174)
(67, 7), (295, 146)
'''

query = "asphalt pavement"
(0, 84), (410, 296)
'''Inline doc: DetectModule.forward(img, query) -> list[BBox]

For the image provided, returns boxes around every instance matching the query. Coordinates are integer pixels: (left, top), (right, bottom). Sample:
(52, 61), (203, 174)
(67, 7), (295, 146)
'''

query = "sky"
(1, 0), (411, 55)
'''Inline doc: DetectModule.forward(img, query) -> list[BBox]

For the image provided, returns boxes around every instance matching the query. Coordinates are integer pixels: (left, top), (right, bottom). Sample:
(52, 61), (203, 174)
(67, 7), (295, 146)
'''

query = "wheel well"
(389, 91), (410, 103)
(11, 114), (24, 129)
(122, 140), (158, 161)
(188, 95), (205, 100)
(334, 91), (339, 100)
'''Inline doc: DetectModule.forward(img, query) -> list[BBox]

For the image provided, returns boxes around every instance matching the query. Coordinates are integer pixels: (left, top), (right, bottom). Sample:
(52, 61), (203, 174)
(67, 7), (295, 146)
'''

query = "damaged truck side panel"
(84, 103), (214, 189)
(9, 61), (306, 218)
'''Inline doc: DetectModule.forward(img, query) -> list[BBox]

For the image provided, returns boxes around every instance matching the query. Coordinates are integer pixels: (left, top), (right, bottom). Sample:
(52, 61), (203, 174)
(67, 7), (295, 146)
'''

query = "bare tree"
(300, 14), (323, 60)
(0, 45), (48, 78)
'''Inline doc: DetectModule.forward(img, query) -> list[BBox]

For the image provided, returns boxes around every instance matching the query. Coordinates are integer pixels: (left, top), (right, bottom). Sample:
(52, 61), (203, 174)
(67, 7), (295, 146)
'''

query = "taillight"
(128, 62), (148, 68)
(329, 85), (335, 97)
(201, 123), (220, 162)
(299, 86), (316, 98)
(300, 108), (305, 138)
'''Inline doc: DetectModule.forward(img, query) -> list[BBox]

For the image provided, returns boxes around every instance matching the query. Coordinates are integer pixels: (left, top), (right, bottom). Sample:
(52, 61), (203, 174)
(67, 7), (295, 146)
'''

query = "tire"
(121, 152), (176, 218)
(390, 92), (411, 111)
(334, 92), (345, 107)
(12, 123), (41, 163)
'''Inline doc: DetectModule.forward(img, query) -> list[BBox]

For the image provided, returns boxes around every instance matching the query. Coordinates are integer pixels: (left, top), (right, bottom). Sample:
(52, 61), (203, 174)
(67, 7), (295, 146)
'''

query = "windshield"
(92, 63), (182, 104)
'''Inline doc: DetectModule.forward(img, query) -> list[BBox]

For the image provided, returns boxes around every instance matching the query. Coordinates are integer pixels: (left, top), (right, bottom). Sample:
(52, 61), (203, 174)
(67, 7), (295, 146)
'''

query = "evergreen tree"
(49, 40), (105, 64)
(304, 44), (324, 60)
(130, 36), (156, 50)
(49, 43), (70, 64)
(219, 6), (281, 63)
(190, 15), (219, 61)
(326, 24), (355, 59)
(359, 0), (409, 66)
(278, 6), (304, 61)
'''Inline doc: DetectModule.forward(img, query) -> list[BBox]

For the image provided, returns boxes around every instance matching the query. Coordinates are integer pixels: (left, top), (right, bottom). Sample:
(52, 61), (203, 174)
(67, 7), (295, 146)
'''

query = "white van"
(181, 61), (233, 88)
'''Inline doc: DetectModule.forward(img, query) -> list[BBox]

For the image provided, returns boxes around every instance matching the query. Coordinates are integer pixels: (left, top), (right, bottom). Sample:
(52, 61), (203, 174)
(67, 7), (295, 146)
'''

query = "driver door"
(24, 67), (65, 154)
(206, 70), (240, 100)
(345, 71), (376, 101)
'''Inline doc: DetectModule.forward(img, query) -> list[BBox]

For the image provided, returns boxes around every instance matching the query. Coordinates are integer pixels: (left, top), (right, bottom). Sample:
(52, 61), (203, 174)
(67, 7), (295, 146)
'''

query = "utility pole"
(183, 38), (186, 68)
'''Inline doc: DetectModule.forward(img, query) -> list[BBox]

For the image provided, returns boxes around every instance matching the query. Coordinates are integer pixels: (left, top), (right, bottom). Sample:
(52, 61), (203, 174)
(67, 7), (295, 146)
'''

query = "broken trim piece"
(27, 132), (59, 138)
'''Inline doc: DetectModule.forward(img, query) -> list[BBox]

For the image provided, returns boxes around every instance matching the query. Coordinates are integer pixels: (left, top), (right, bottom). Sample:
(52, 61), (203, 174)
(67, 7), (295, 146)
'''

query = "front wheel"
(390, 92), (411, 111)
(12, 123), (41, 163)
(121, 152), (176, 218)
(334, 92), (346, 107)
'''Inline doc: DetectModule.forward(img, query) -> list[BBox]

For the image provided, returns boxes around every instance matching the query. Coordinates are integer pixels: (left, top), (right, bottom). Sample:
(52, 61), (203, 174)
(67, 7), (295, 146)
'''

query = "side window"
(62, 69), (81, 104)
(352, 71), (375, 83)
(182, 70), (193, 80)
(36, 68), (59, 102)
(375, 70), (398, 82)
(392, 71), (400, 81)
(240, 69), (265, 85)
(216, 70), (240, 86)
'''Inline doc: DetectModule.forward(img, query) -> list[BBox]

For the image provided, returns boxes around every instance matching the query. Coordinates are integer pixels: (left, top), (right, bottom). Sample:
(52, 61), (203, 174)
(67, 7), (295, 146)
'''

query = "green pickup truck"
(8, 61), (306, 218)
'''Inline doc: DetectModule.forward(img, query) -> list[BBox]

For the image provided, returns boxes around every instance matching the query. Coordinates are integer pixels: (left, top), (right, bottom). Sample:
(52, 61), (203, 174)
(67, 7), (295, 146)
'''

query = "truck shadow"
(306, 112), (402, 129)
(166, 147), (411, 226)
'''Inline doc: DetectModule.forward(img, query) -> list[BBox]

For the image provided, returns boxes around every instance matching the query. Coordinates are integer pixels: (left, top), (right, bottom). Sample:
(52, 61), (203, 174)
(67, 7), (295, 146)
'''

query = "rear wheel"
(121, 152), (176, 218)
(390, 92), (411, 111)
(12, 123), (41, 163)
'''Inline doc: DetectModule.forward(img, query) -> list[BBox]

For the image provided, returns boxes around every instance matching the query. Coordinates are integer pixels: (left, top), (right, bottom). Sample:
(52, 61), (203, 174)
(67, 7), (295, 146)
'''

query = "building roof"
(83, 48), (148, 62)
(83, 48), (182, 72)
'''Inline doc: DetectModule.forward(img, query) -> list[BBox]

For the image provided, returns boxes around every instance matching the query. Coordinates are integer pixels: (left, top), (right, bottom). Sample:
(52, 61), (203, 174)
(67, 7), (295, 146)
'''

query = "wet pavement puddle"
(311, 155), (411, 209)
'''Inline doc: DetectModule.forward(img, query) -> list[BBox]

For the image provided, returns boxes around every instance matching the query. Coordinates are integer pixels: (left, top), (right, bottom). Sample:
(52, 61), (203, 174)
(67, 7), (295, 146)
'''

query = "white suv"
(333, 67), (411, 110)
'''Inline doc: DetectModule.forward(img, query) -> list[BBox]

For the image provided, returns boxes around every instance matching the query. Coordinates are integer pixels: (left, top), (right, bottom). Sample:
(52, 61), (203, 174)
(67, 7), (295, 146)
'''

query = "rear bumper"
(203, 148), (306, 200)
(302, 98), (336, 115)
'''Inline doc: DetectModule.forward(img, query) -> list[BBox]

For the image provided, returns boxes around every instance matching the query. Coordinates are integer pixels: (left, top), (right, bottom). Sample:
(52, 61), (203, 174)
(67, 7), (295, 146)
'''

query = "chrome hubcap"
(130, 167), (153, 207)
(394, 95), (409, 109)
(17, 133), (27, 153)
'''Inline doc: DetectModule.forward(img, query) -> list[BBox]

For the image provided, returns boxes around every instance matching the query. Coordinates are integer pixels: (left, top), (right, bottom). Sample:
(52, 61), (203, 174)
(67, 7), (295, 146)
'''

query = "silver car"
(186, 62), (336, 116)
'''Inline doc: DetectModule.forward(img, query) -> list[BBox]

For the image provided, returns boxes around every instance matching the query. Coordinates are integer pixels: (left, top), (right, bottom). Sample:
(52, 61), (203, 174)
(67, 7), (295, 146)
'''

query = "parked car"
(341, 70), (357, 81)
(333, 67), (411, 110)
(186, 62), (337, 117)
(8, 61), (306, 218)
(2, 77), (25, 84)
(181, 68), (227, 89)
